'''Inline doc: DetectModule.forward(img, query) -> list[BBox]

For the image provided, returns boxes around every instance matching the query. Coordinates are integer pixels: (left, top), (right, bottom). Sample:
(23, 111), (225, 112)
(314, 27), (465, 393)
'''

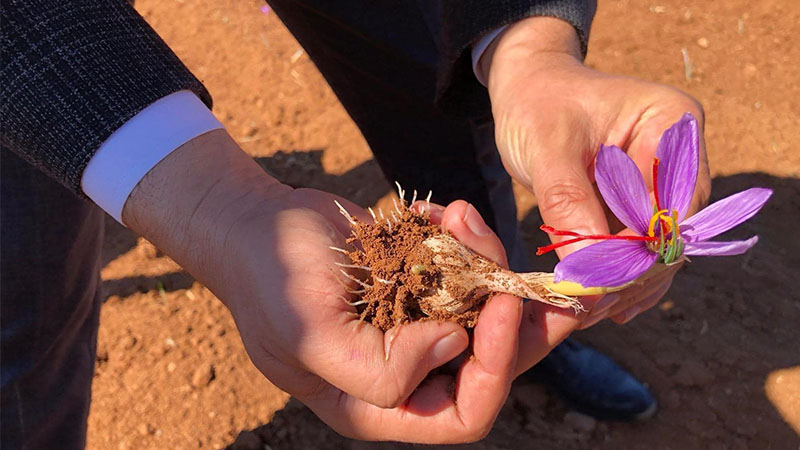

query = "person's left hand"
(478, 16), (711, 372)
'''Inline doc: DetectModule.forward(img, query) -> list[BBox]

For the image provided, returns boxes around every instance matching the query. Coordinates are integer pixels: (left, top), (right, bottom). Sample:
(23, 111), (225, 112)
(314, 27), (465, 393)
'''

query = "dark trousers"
(1, 149), (104, 449)
(267, 0), (530, 267)
(0, 2), (528, 448)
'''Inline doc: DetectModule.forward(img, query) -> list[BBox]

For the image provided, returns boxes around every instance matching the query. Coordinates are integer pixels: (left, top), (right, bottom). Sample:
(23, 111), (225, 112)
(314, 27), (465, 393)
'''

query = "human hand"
(122, 130), (521, 443)
(480, 17), (711, 333)
(223, 191), (524, 443)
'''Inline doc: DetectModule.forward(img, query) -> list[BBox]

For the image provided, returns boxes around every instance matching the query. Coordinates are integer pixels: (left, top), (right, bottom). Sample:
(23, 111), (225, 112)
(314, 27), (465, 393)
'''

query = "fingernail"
(427, 203), (445, 223)
(430, 331), (465, 366)
(415, 201), (443, 213)
(463, 203), (492, 236)
(416, 201), (445, 222)
(582, 311), (607, 328)
(590, 294), (620, 317)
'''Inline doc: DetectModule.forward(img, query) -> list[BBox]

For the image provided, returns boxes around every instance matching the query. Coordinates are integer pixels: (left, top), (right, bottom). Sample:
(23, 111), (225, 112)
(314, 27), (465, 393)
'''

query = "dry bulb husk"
(418, 233), (582, 313)
(331, 185), (597, 331)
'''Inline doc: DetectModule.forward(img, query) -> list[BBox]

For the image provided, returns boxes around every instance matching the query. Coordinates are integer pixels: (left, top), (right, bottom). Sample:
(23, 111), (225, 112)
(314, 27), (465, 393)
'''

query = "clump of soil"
(341, 201), (486, 331)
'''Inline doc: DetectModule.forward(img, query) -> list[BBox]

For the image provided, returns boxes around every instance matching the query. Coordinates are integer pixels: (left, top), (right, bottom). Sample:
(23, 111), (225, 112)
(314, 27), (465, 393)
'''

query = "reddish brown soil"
(344, 204), (488, 331)
(88, 1), (800, 449)
(345, 206), (441, 331)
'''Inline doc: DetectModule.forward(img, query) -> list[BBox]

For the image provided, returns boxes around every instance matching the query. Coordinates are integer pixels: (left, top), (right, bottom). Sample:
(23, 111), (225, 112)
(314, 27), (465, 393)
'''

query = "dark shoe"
(525, 339), (657, 422)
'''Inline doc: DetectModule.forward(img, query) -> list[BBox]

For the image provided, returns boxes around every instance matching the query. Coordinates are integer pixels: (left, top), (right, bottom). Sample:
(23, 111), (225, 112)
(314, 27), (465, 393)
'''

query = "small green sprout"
(410, 264), (428, 275)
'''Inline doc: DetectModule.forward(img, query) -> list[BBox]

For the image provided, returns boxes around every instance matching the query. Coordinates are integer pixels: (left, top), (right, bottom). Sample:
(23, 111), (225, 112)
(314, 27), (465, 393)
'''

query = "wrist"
(482, 17), (583, 95)
(123, 129), (291, 305)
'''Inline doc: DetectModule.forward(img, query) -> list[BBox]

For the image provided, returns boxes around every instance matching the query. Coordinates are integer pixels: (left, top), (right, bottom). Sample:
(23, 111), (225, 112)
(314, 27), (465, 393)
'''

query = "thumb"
(518, 146), (612, 367)
(495, 105), (609, 259)
(528, 149), (610, 259)
(438, 200), (509, 268)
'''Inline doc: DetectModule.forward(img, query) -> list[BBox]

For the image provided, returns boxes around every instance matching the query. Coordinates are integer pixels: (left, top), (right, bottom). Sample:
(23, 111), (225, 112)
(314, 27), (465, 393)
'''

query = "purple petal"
(554, 240), (657, 288)
(683, 236), (759, 256)
(681, 188), (772, 242)
(656, 113), (699, 221)
(595, 145), (652, 235)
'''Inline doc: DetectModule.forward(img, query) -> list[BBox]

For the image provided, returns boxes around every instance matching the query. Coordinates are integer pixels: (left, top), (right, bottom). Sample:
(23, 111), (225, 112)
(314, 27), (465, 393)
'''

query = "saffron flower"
(538, 113), (772, 288)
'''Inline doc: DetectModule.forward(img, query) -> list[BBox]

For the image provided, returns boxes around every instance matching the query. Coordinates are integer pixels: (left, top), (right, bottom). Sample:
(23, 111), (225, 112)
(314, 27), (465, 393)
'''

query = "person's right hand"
(122, 129), (523, 443)
(480, 17), (710, 342)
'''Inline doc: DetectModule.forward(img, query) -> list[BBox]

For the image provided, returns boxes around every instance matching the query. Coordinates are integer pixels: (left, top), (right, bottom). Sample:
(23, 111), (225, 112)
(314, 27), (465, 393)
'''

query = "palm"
(226, 189), (366, 394)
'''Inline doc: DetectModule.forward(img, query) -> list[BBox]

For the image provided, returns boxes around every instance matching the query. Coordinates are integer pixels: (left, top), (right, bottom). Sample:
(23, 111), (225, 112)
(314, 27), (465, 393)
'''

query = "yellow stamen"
(647, 209), (670, 237)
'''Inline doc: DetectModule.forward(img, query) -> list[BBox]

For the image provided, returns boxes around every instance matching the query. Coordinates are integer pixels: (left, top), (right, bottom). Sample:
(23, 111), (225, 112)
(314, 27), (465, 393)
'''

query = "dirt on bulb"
(342, 205), (485, 332)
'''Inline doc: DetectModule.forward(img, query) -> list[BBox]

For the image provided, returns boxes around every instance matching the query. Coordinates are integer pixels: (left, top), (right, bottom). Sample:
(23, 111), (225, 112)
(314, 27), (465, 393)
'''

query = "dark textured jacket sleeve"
(437, 0), (597, 119)
(0, 0), (211, 195)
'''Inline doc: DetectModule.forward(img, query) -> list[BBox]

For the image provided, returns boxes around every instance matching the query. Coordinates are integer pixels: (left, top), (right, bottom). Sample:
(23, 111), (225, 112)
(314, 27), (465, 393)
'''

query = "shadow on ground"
(254, 150), (391, 207)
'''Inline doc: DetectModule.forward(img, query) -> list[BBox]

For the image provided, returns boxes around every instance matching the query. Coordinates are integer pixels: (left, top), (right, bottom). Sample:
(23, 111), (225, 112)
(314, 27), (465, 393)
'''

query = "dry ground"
(88, 1), (800, 449)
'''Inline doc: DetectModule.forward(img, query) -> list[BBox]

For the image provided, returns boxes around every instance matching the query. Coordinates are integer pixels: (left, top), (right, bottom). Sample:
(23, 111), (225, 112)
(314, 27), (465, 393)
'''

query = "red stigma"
(536, 157), (674, 256)
(535, 225), (658, 255)
(653, 157), (662, 211)
(652, 157), (668, 238)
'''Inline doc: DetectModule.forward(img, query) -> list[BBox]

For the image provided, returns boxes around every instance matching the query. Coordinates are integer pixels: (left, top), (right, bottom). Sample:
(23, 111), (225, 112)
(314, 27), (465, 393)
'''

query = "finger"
(577, 278), (667, 330)
(513, 259), (680, 372)
(300, 314), (468, 409)
(610, 307), (640, 325)
(528, 147), (611, 259)
(402, 293), (521, 435)
(637, 280), (672, 312)
(610, 280), (671, 324)
(307, 294), (522, 443)
(578, 292), (622, 330)
(438, 200), (508, 267)
(513, 292), (605, 373)
(441, 293), (521, 436)
(493, 102), (610, 257)
(606, 278), (670, 319)
(578, 255), (681, 328)
(412, 200), (445, 224)
(602, 263), (680, 319)
(514, 299), (587, 375)
(578, 277), (670, 329)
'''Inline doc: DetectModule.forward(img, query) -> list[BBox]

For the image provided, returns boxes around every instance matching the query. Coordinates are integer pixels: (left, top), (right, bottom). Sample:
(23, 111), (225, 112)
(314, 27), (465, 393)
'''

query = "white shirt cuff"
(471, 25), (509, 86)
(81, 91), (223, 225)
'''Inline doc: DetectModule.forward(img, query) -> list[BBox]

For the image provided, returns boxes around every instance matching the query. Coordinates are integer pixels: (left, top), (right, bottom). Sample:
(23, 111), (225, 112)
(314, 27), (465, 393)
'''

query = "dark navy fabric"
(1, 148), (104, 449)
